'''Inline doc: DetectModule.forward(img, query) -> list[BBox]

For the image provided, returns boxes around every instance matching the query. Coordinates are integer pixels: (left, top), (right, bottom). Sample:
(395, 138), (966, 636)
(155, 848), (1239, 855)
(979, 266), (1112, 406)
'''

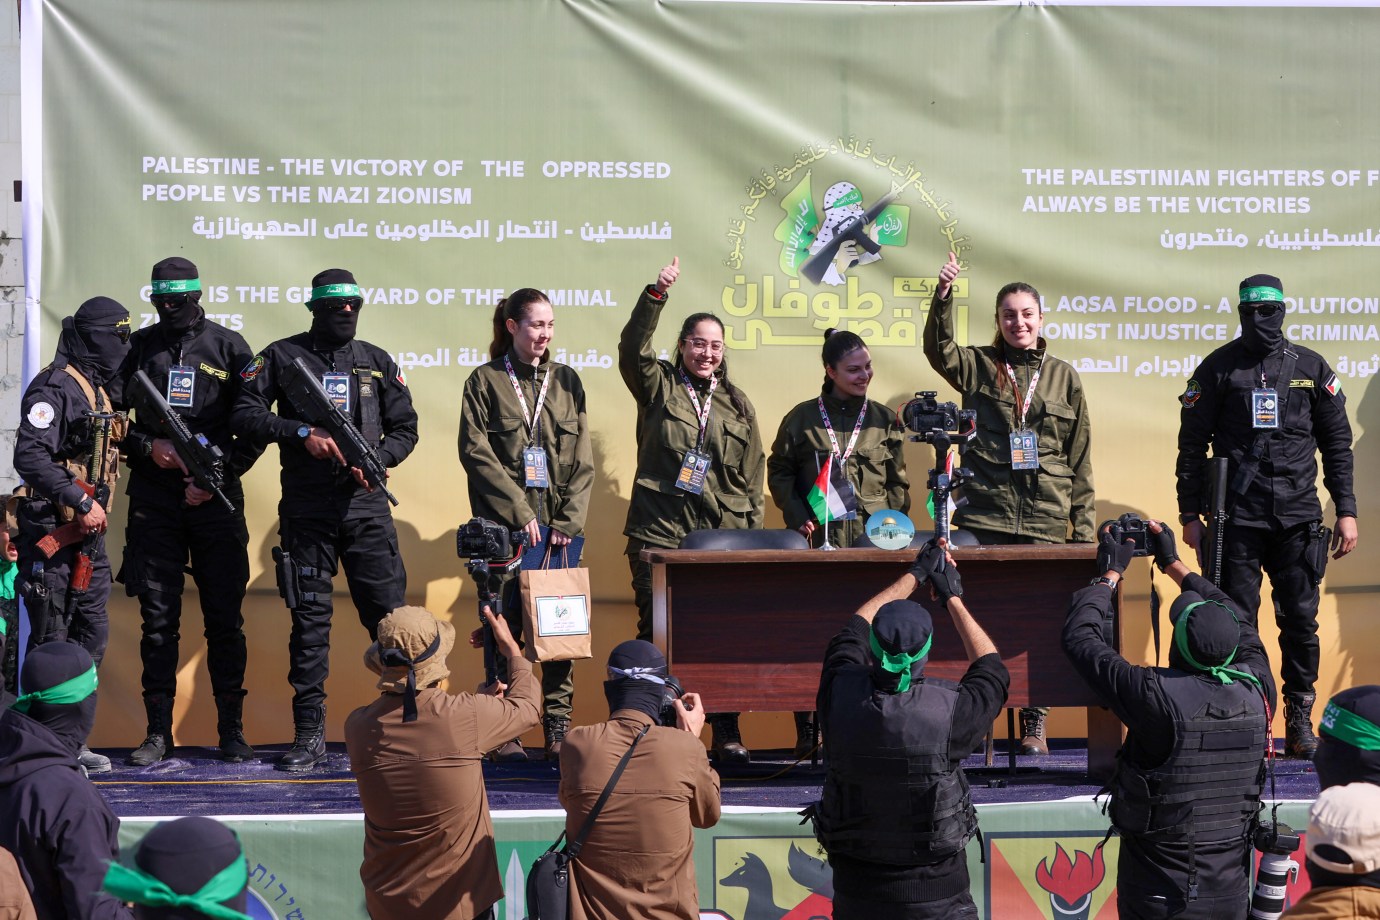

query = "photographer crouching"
(1061, 518), (1276, 919)
(558, 640), (720, 920)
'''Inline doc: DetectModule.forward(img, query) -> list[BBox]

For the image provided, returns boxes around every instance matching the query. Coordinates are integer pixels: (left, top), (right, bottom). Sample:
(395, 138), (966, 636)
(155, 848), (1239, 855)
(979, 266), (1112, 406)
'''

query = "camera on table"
(455, 517), (526, 562)
(659, 674), (687, 728)
(1249, 821), (1300, 920)
(902, 391), (974, 441)
(1099, 512), (1151, 557)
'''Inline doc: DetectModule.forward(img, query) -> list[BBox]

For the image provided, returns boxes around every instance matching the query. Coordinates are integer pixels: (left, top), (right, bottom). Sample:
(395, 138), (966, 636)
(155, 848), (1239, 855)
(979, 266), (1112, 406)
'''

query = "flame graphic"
(1035, 843), (1107, 905)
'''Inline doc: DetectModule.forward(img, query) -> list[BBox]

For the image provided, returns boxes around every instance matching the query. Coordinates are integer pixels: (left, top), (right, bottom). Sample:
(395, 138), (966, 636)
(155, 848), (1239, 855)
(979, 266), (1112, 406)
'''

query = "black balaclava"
(150, 257), (205, 333)
(56, 296), (130, 387)
(869, 600), (933, 694)
(1238, 273), (1285, 356)
(603, 639), (671, 722)
(1315, 685), (1380, 789)
(128, 816), (250, 919)
(307, 268), (363, 348)
(16, 642), (98, 754)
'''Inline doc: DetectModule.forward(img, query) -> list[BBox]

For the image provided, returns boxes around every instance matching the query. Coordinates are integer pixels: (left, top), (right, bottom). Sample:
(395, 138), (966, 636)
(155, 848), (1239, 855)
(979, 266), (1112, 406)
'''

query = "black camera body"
(1100, 512), (1151, 556)
(1253, 820), (1301, 856)
(456, 517), (525, 562)
(902, 391), (974, 440)
(1249, 820), (1301, 920)
(659, 674), (686, 728)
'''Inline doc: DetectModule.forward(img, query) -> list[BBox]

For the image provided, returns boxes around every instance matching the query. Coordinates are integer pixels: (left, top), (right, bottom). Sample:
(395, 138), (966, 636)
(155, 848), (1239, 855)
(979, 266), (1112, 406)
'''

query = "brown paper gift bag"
(519, 545), (593, 663)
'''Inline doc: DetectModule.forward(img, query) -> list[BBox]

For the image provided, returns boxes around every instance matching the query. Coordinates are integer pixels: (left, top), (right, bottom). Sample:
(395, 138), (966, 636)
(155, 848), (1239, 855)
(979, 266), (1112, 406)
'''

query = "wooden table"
(641, 543), (1124, 778)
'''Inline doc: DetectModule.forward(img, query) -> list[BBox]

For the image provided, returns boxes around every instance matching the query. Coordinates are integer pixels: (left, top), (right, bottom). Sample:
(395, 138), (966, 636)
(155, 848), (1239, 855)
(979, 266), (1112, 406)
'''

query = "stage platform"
(97, 740), (1322, 919)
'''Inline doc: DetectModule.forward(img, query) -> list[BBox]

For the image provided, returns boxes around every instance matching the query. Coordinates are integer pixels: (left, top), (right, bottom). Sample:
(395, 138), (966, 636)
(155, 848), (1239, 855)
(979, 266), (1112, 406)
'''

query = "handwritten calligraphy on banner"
(719, 136), (967, 350)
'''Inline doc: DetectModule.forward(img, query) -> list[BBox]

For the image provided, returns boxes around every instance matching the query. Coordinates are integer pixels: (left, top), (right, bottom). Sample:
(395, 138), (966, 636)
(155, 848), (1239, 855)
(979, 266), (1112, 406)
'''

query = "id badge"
(1009, 428), (1039, 470)
(675, 449), (711, 494)
(1252, 388), (1279, 429)
(166, 365), (196, 408)
(523, 446), (550, 488)
(321, 373), (351, 413)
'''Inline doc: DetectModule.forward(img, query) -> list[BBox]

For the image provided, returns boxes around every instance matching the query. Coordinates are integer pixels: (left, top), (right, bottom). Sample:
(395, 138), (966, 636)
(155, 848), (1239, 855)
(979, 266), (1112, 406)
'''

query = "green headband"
(103, 854), (251, 920)
(1172, 601), (1260, 688)
(11, 663), (98, 713)
(828, 188), (864, 210)
(1239, 285), (1283, 304)
(1320, 700), (1380, 751)
(870, 629), (933, 693)
(308, 283), (362, 303)
(151, 278), (202, 295)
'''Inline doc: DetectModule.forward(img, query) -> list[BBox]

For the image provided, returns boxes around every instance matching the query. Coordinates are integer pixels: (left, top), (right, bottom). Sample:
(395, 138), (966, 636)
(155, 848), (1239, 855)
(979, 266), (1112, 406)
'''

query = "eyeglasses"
(1240, 303), (1282, 317)
(151, 294), (188, 309)
(684, 337), (725, 355)
(113, 322), (131, 344)
(316, 298), (363, 313)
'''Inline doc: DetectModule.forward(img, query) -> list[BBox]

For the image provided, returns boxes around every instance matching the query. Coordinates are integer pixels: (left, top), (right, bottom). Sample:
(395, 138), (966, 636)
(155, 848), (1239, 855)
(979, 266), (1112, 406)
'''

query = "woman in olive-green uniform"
(922, 251), (1095, 756)
(769, 328), (910, 550)
(459, 288), (595, 760)
(620, 258), (765, 762)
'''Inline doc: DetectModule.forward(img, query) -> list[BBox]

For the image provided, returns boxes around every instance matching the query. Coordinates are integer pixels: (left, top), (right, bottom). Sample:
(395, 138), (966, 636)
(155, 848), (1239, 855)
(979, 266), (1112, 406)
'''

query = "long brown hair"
(672, 313), (751, 419)
(489, 288), (551, 359)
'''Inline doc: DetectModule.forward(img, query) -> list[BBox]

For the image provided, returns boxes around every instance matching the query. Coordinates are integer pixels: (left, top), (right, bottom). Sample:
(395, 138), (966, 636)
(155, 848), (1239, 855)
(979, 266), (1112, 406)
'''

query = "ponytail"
(489, 288), (551, 359)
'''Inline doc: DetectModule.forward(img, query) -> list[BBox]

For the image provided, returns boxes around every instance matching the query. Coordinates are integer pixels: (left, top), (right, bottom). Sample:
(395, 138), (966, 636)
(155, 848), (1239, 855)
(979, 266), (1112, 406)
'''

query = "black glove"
(1149, 524), (1179, 572)
(912, 541), (963, 601)
(1096, 533), (1135, 576)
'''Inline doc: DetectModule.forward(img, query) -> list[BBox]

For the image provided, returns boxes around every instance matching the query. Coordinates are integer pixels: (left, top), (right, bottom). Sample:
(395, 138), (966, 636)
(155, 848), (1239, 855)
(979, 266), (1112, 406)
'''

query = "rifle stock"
(280, 357), (399, 505)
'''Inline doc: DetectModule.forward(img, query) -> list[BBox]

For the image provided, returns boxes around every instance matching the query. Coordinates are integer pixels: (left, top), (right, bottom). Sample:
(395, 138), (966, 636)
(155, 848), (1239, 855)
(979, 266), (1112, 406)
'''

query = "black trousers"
(281, 515), (406, 713)
(1220, 521), (1320, 696)
(627, 552), (654, 642)
(119, 496), (250, 700)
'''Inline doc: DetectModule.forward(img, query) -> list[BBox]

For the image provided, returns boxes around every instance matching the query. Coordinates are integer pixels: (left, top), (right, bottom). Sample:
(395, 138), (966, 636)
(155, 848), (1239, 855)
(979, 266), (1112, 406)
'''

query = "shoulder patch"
(1288, 378), (1314, 388)
(396, 369), (407, 387)
(1325, 374), (1340, 397)
(1179, 379), (1202, 408)
(240, 355), (266, 381)
(25, 401), (56, 429)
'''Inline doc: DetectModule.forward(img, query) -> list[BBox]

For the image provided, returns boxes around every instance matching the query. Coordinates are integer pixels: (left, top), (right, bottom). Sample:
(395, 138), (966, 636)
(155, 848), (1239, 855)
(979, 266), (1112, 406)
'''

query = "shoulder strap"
(59, 365), (100, 411)
(1225, 346), (1298, 515)
(565, 721), (652, 858)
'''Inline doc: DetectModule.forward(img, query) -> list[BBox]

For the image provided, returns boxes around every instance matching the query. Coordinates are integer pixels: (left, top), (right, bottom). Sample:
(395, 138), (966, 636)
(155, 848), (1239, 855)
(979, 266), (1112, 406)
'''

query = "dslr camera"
(1249, 821), (1301, 920)
(1099, 512), (1150, 557)
(659, 674), (688, 728)
(456, 517), (526, 562)
(902, 391), (974, 440)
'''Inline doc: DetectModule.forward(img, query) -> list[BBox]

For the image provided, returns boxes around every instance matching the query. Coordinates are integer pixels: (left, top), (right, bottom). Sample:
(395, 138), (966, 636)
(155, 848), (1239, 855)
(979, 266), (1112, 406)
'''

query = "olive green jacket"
(923, 292), (1095, 542)
(619, 286), (765, 550)
(768, 392), (910, 548)
(458, 351), (594, 537)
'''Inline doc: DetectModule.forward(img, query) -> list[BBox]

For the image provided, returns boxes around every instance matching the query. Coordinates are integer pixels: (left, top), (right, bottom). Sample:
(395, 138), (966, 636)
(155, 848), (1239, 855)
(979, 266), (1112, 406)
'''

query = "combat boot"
(709, 713), (750, 764)
(277, 705), (326, 773)
(543, 716), (570, 761)
(489, 738), (528, 763)
(129, 694), (174, 766)
(793, 711), (820, 759)
(215, 693), (255, 763)
(1285, 691), (1320, 760)
(1019, 708), (1049, 756)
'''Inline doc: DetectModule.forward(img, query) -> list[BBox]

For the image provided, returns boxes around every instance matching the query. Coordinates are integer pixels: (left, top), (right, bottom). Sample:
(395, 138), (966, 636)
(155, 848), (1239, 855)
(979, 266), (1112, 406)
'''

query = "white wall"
(0, 1), (21, 492)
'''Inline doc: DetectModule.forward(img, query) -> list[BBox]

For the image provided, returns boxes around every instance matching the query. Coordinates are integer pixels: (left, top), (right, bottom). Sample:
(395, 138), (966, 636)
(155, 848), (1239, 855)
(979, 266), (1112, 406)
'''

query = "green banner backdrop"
(22, 0), (1380, 744)
(115, 801), (1314, 919)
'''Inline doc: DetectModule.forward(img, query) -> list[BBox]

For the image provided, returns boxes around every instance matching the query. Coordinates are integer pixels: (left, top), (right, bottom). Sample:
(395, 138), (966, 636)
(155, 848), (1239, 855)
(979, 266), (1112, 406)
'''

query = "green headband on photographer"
(1320, 700), (1380, 751)
(869, 629), (932, 693)
(308, 283), (362, 304)
(103, 854), (251, 920)
(151, 278), (202, 295)
(11, 663), (99, 713)
(1239, 285), (1283, 304)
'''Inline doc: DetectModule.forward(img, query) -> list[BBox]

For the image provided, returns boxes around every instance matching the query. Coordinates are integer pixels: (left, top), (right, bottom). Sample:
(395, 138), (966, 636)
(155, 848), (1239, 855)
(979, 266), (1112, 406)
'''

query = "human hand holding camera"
(469, 605), (522, 661)
(910, 538), (962, 603)
(1146, 519), (1179, 571)
(673, 691), (706, 736)
(1096, 528), (1136, 578)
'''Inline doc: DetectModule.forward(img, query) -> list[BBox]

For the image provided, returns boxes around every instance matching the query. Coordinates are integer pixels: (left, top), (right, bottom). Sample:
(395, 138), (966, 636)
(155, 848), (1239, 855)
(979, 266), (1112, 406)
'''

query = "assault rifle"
(799, 188), (900, 285)
(1203, 456), (1230, 586)
(127, 370), (236, 513)
(279, 357), (398, 506)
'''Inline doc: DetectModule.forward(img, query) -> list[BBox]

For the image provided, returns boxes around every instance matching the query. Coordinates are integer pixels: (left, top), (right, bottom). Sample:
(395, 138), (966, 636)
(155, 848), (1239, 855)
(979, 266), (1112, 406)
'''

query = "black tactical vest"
(817, 669), (977, 865)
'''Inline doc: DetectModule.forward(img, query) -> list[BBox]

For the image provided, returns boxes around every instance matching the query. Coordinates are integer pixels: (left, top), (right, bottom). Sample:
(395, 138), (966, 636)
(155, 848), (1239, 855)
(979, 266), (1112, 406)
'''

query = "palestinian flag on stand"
(807, 454), (856, 524)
